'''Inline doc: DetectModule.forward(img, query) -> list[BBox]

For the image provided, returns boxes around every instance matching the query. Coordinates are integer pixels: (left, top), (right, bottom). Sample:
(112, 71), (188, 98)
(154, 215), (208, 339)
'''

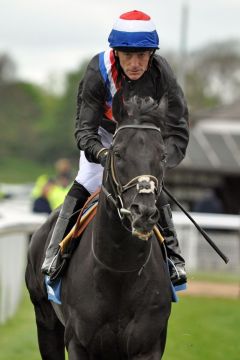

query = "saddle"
(49, 190), (99, 282)
(59, 189), (100, 254)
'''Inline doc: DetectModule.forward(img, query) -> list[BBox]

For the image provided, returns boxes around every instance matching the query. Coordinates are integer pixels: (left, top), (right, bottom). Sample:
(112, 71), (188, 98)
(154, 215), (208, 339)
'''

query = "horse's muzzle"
(130, 202), (159, 241)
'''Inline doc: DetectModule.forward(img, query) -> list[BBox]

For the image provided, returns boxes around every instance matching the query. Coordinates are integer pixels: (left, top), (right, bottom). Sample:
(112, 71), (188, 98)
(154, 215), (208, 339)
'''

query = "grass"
(0, 288), (40, 360)
(0, 288), (239, 359)
(165, 295), (240, 360)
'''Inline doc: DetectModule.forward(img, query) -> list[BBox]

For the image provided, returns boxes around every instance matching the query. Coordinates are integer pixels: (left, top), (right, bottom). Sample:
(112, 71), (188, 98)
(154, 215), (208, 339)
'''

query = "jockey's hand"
(98, 148), (109, 167)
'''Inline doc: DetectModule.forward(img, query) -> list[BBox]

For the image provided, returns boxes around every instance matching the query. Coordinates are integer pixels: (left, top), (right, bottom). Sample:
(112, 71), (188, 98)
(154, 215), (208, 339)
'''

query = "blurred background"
(0, 1), (240, 359)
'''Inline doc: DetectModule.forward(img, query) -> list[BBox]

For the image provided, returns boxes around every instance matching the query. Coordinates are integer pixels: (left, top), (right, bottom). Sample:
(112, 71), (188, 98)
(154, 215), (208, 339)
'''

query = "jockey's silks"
(99, 49), (120, 120)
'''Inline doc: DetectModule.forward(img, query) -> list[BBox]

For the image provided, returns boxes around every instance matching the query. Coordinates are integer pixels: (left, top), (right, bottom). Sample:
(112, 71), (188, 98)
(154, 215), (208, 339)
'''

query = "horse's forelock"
(123, 96), (166, 128)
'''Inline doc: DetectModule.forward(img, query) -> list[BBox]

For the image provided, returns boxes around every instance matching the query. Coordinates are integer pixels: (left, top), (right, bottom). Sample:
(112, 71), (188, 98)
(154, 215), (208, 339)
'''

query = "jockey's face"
(115, 51), (152, 80)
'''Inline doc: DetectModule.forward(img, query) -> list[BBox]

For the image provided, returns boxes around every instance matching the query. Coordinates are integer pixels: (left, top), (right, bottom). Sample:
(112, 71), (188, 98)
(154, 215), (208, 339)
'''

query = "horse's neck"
(93, 191), (151, 271)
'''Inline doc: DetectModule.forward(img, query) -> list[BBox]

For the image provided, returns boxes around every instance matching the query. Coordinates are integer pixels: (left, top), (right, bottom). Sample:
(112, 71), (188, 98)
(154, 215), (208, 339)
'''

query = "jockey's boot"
(159, 204), (187, 286)
(41, 182), (90, 276)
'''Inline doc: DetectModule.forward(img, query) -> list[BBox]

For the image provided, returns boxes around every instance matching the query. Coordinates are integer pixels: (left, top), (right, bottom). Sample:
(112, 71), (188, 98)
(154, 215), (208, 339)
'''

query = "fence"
(175, 212), (240, 272)
(0, 203), (46, 324)
(0, 207), (239, 324)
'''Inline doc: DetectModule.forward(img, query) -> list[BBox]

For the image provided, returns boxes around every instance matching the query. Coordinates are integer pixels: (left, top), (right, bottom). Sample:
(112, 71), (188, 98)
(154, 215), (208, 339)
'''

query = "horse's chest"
(70, 277), (170, 357)
(84, 303), (167, 358)
(65, 260), (171, 356)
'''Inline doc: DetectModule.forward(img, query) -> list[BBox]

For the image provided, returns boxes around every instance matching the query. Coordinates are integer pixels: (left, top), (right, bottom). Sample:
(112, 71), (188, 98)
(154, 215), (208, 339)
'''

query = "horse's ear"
(122, 96), (137, 117)
(158, 95), (168, 116)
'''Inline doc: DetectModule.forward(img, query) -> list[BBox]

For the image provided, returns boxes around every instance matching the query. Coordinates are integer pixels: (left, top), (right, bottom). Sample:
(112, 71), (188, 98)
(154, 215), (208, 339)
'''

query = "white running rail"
(0, 200), (46, 324)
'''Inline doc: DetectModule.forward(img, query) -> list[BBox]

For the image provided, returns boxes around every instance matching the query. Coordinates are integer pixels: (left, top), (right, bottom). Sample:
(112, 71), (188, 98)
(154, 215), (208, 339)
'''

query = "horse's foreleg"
(67, 339), (89, 360)
(129, 327), (168, 360)
(33, 301), (65, 360)
(36, 319), (65, 360)
(158, 326), (168, 357)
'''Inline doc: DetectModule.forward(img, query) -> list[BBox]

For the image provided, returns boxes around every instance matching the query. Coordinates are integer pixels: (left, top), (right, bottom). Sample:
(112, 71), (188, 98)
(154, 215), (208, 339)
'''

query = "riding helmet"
(108, 10), (159, 51)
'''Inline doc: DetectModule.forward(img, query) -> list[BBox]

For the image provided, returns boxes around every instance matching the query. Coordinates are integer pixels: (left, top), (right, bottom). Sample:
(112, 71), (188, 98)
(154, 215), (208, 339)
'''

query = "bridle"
(102, 123), (164, 223)
(91, 123), (164, 274)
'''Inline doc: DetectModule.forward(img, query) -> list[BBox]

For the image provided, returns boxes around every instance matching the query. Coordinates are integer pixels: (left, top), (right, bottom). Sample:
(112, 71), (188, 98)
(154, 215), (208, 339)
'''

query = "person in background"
(31, 158), (73, 214)
(41, 10), (189, 287)
(32, 179), (55, 214)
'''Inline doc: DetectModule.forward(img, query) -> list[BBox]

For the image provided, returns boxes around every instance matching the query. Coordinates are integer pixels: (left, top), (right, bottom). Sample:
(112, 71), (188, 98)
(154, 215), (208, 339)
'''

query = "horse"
(25, 95), (172, 360)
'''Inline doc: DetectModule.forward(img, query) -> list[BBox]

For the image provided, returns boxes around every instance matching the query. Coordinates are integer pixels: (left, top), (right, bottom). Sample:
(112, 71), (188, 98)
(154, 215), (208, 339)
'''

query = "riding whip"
(163, 186), (229, 264)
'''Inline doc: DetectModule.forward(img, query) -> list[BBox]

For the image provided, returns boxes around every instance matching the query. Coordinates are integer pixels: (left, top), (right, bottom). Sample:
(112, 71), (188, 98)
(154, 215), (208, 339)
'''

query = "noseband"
(102, 124), (163, 222)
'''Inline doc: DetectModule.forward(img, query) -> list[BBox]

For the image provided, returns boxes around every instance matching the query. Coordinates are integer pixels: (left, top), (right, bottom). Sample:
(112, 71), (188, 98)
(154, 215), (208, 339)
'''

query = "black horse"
(26, 95), (172, 359)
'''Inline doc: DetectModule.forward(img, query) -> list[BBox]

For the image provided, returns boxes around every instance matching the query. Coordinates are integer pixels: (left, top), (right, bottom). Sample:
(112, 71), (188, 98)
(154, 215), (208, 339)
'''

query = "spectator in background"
(31, 158), (73, 214)
(54, 158), (72, 183)
(32, 179), (55, 214)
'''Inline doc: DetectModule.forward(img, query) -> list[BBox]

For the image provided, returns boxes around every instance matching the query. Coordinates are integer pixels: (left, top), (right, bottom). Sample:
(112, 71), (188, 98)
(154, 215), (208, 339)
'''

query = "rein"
(92, 124), (163, 273)
(91, 231), (153, 276)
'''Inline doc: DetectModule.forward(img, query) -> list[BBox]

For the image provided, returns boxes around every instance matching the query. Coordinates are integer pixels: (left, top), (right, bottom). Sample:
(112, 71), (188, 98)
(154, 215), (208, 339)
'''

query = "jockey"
(41, 10), (189, 286)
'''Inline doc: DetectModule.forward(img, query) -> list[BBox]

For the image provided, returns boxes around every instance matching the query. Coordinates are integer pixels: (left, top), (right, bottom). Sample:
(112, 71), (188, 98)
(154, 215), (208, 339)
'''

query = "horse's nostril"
(130, 203), (159, 224)
(131, 203), (141, 216)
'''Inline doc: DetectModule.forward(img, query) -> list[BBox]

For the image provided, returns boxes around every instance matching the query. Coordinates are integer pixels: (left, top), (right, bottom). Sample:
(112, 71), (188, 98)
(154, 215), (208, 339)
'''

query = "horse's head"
(104, 95), (167, 241)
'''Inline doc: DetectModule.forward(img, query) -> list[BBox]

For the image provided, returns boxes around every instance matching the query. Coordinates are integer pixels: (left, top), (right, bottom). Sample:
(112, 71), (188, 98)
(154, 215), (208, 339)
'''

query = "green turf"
(0, 289), (239, 359)
(165, 295), (240, 359)
(0, 289), (40, 360)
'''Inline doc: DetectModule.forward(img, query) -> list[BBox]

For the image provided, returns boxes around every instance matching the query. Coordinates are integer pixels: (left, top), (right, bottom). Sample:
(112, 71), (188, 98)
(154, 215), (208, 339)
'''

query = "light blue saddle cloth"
(45, 276), (62, 305)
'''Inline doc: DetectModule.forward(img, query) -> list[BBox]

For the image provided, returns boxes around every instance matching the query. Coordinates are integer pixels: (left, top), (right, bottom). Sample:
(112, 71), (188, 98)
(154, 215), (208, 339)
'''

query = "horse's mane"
(113, 93), (167, 129)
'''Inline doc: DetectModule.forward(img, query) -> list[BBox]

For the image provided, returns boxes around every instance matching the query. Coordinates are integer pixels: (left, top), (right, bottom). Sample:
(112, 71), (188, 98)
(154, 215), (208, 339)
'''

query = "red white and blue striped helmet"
(108, 10), (159, 50)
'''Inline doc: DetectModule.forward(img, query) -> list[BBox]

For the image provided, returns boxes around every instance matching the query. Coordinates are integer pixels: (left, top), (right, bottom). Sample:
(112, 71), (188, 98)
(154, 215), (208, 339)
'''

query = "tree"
(47, 60), (89, 161)
(0, 55), (89, 165)
(186, 40), (240, 111)
(0, 80), (58, 160)
(164, 40), (240, 112)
